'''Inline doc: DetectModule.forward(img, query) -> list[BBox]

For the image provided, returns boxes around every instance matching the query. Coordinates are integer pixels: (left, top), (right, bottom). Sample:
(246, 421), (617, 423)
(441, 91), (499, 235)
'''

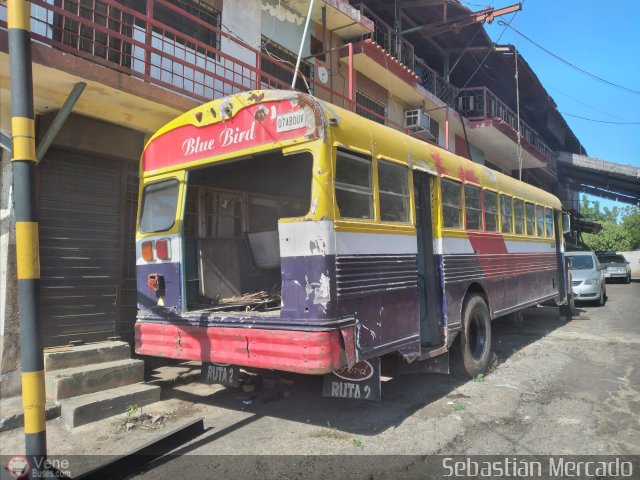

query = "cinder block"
(45, 359), (144, 401)
(44, 341), (131, 371)
(60, 383), (161, 428)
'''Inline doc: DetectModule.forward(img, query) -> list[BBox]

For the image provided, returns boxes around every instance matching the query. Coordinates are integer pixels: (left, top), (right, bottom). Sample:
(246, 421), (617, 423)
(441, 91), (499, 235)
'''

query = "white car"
(566, 251), (607, 306)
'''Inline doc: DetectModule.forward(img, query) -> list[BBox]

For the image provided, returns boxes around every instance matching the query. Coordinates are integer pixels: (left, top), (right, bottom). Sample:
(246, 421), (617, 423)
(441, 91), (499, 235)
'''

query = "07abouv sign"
(322, 358), (381, 401)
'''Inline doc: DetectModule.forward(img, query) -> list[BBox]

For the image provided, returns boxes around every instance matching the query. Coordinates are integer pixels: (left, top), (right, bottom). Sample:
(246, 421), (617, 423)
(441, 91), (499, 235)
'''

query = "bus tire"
(452, 294), (492, 378)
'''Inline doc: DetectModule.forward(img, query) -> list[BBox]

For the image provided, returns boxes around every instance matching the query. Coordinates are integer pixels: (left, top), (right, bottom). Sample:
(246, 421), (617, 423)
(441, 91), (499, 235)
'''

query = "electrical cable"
(559, 113), (640, 125)
(497, 21), (640, 96)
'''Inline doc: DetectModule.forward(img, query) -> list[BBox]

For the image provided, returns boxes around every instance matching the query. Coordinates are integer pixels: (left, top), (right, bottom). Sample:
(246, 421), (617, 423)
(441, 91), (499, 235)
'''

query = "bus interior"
(183, 150), (312, 312)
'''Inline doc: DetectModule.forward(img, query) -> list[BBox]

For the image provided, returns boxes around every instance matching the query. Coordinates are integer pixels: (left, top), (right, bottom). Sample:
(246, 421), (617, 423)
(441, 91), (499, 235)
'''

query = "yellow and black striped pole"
(8, 0), (47, 470)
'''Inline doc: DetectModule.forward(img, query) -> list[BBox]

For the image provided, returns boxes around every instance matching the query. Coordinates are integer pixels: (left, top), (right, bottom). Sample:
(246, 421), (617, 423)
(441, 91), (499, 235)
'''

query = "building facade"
(0, 0), (584, 396)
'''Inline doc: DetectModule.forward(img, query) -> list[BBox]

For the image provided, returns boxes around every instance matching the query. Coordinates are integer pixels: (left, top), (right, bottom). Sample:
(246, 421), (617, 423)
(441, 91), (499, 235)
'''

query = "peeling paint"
(309, 237), (328, 256)
(483, 166), (497, 183)
(304, 273), (331, 307)
(262, 1), (304, 26)
(310, 197), (318, 215)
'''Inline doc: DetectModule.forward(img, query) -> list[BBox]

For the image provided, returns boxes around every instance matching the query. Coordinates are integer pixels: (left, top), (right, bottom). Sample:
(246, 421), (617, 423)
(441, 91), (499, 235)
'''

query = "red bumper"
(135, 322), (346, 375)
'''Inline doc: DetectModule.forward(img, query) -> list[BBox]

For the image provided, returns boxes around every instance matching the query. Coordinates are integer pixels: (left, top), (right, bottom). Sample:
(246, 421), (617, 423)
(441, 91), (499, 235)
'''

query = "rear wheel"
(452, 294), (492, 377)
(596, 286), (607, 306)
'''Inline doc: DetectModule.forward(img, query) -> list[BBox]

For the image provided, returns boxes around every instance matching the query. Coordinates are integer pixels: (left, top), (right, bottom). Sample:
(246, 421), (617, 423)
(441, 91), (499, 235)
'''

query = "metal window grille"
(356, 90), (387, 125)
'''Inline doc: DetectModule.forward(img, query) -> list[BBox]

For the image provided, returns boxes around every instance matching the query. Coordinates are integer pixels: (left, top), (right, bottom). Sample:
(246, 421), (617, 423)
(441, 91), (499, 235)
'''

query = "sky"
(481, 0), (640, 215)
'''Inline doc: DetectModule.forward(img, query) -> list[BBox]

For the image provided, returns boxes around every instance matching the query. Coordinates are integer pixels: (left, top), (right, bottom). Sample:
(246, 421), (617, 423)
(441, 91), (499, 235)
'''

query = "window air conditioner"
(404, 109), (436, 140)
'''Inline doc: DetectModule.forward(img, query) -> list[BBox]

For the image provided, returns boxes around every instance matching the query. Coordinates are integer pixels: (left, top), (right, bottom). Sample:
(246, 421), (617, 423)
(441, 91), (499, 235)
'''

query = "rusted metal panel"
(135, 322), (345, 375)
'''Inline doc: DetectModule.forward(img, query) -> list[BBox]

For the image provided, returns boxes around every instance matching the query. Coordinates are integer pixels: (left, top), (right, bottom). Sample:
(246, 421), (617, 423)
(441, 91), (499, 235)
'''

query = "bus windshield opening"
(183, 150), (312, 312)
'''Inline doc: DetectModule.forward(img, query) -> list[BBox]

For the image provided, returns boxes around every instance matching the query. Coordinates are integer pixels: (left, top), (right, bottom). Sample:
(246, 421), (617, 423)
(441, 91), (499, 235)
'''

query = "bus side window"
(514, 199), (525, 235)
(441, 179), (462, 229)
(484, 190), (498, 232)
(545, 208), (554, 237)
(378, 160), (410, 222)
(535, 205), (545, 237)
(525, 202), (536, 236)
(335, 150), (374, 220)
(464, 184), (482, 230)
(500, 195), (513, 234)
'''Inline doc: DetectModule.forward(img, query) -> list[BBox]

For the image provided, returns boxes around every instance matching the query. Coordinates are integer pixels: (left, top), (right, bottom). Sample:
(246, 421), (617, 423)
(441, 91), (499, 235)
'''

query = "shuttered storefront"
(38, 149), (138, 347)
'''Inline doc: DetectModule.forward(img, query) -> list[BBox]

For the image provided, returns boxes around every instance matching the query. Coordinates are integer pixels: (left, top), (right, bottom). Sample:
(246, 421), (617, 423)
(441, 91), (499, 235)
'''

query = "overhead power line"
(498, 21), (640, 96)
(560, 112), (640, 125)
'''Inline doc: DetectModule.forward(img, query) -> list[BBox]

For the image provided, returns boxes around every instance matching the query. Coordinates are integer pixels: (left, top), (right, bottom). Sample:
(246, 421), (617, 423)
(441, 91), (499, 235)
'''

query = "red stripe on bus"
(135, 322), (344, 374)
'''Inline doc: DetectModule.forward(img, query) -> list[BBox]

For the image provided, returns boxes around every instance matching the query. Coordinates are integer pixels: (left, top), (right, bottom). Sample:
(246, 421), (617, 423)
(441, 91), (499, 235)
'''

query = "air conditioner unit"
(404, 109), (436, 140)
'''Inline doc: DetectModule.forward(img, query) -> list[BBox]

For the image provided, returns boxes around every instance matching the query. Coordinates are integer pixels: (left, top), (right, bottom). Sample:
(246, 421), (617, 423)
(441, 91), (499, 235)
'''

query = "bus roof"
(143, 90), (561, 209)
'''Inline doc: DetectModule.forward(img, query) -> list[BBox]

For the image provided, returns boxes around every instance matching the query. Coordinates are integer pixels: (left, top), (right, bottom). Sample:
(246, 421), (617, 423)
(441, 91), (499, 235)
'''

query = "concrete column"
(0, 147), (21, 398)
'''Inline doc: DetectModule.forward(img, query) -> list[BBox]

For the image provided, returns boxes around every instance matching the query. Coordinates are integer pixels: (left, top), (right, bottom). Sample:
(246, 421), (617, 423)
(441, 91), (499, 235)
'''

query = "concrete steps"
(44, 341), (131, 371)
(40, 341), (161, 428)
(60, 383), (160, 428)
(45, 358), (145, 401)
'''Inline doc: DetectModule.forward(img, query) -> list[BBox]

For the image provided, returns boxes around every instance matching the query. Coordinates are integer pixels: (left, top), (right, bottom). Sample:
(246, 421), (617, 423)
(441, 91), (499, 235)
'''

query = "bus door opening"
(414, 172), (444, 347)
(183, 150), (312, 312)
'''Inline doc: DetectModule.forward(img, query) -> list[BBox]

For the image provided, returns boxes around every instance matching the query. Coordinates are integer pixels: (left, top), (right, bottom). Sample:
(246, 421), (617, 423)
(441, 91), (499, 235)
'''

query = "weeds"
(452, 403), (465, 412)
(352, 438), (364, 448)
(125, 404), (139, 416)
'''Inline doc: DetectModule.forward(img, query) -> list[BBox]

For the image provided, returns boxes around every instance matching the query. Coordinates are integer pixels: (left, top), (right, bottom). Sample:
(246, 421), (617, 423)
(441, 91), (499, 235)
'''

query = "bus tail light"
(142, 241), (154, 261)
(156, 239), (171, 260)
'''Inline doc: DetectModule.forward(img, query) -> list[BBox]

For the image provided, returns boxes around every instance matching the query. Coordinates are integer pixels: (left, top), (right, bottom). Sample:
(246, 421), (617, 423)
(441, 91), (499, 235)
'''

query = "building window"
(525, 202), (536, 236)
(464, 184), (482, 230)
(335, 150), (374, 220)
(356, 90), (387, 125)
(378, 161), (410, 222)
(261, 37), (314, 93)
(500, 195), (513, 234)
(441, 179), (462, 229)
(514, 199), (525, 235)
(484, 190), (499, 232)
(153, 0), (221, 51)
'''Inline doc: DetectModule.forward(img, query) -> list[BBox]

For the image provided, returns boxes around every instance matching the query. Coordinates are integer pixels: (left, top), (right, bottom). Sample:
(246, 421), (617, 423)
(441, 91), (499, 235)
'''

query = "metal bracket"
(36, 82), (86, 163)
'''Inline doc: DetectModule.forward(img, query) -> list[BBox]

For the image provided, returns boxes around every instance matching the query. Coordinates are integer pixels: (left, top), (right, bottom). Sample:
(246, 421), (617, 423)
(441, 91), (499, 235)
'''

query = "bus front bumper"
(135, 322), (349, 375)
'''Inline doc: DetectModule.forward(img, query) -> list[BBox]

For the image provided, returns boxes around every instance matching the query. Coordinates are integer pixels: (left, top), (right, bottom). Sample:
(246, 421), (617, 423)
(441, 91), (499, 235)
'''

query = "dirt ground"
(1, 282), (638, 477)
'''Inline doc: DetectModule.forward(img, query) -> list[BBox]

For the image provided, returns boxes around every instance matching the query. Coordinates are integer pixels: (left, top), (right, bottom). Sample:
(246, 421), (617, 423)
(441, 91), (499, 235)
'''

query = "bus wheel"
(453, 295), (492, 377)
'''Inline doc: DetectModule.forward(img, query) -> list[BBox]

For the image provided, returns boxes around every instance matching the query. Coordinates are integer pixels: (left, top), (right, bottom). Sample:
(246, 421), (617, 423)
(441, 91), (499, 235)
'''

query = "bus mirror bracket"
(562, 212), (571, 234)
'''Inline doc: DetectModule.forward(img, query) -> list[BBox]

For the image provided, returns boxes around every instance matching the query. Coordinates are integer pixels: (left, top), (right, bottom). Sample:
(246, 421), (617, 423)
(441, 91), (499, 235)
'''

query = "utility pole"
(8, 0), (48, 473)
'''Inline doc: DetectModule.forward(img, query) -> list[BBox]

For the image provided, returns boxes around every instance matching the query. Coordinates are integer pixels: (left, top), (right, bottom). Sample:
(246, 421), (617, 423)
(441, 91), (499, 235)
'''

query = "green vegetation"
(580, 196), (640, 251)
(473, 374), (485, 383)
(308, 429), (350, 440)
(125, 404), (139, 416)
(352, 438), (364, 448)
(452, 403), (465, 412)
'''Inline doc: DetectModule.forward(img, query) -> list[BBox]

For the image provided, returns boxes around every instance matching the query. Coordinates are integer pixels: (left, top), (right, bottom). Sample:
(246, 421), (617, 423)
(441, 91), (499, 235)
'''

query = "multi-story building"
(0, 0), (584, 396)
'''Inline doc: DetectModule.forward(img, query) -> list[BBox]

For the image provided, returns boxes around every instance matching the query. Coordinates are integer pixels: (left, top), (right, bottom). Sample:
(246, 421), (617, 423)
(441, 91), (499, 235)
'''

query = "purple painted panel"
(339, 289), (420, 356)
(280, 255), (337, 320)
(136, 262), (182, 313)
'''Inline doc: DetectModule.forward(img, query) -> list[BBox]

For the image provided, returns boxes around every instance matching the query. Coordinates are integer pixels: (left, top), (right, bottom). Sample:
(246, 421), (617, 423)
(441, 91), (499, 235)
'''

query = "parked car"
(596, 252), (632, 284)
(566, 251), (607, 306)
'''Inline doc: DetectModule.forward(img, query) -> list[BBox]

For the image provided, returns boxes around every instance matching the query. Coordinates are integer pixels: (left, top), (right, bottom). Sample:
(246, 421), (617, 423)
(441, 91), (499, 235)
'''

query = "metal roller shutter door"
(38, 150), (136, 347)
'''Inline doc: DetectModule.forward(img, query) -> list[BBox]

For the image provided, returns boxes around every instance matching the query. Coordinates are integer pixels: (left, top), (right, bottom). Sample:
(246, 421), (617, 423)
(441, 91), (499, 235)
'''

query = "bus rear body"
(135, 90), (569, 383)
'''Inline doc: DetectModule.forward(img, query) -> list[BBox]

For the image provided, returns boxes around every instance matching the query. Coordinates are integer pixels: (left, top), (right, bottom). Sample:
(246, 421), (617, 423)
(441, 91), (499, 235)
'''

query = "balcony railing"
(354, 4), (457, 108)
(0, 0), (554, 165)
(457, 86), (557, 169)
(1, 0), (433, 138)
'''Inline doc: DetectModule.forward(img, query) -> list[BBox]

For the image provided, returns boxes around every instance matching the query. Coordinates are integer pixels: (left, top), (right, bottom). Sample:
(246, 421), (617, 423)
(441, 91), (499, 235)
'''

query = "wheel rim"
(468, 311), (487, 360)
